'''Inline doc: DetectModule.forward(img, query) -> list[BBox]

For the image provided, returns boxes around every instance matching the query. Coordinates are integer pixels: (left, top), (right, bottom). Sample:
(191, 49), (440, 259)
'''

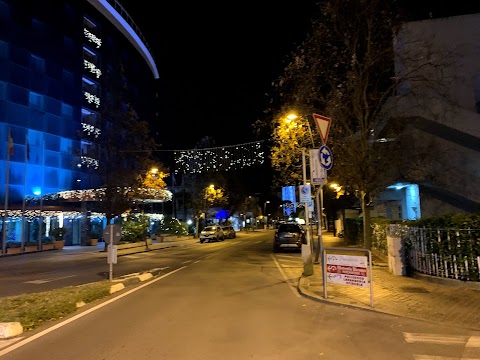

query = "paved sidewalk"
(298, 234), (480, 332)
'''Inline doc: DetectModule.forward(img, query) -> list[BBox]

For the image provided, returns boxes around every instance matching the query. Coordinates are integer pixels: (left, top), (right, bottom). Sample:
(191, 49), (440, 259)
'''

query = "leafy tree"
(264, 0), (448, 249)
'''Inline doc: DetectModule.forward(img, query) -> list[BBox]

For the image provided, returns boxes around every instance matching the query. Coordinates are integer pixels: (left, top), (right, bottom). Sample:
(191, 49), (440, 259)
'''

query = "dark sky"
(118, 1), (320, 151)
(118, 1), (480, 153)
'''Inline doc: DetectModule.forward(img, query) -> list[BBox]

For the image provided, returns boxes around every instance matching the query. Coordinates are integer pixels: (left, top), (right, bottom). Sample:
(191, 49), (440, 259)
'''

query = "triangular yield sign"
(312, 113), (331, 145)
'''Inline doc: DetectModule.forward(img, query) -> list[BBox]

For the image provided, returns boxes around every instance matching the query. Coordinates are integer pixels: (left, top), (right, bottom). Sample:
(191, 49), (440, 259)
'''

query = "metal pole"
(302, 149), (313, 275)
(314, 186), (324, 265)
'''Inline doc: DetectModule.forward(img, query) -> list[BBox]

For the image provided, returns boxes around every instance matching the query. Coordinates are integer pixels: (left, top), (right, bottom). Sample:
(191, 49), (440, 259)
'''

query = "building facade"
(379, 13), (480, 218)
(0, 0), (159, 247)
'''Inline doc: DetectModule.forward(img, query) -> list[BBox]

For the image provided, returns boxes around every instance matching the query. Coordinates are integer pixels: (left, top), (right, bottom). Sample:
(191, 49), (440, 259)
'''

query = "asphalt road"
(1, 231), (478, 359)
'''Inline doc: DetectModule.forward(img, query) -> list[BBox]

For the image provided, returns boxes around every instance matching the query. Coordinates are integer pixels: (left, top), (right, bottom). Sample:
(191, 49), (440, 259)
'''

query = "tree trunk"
(194, 216), (199, 238)
(361, 191), (372, 250)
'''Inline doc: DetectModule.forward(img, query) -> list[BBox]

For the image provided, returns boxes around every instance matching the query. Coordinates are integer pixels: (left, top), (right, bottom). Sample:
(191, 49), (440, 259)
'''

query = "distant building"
(378, 13), (480, 218)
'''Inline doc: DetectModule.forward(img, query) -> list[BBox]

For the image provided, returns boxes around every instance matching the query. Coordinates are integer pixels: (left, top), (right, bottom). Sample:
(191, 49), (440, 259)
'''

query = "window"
(29, 92), (43, 110)
(83, 46), (98, 64)
(83, 17), (97, 32)
(31, 55), (45, 73)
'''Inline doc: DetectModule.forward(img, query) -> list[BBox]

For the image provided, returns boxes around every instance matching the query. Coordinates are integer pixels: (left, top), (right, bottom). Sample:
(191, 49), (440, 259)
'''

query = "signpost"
(312, 113), (331, 145)
(103, 224), (122, 281)
(322, 247), (374, 307)
(310, 149), (327, 186)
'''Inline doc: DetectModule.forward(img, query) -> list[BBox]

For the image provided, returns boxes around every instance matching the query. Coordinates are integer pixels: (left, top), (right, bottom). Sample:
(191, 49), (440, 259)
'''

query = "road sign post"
(103, 224), (122, 281)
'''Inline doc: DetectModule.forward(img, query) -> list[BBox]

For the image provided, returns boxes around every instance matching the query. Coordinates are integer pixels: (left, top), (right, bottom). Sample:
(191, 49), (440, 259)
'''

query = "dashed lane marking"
(24, 275), (76, 284)
(404, 333), (469, 345)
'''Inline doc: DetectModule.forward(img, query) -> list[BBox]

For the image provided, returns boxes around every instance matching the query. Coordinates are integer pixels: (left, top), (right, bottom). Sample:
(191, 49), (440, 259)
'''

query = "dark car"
(221, 226), (236, 239)
(273, 223), (306, 252)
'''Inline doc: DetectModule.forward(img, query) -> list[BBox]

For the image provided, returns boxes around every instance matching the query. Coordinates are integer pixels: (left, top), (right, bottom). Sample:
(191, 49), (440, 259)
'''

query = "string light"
(84, 28), (102, 48)
(84, 91), (100, 107)
(174, 141), (264, 174)
(83, 59), (102, 78)
(25, 187), (172, 203)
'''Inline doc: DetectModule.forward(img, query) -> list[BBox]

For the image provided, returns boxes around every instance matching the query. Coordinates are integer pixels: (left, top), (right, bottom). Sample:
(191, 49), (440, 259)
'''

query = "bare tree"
(265, 0), (455, 248)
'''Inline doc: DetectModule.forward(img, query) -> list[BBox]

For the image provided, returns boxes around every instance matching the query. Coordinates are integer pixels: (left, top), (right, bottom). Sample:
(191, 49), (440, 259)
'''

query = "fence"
(405, 227), (480, 282)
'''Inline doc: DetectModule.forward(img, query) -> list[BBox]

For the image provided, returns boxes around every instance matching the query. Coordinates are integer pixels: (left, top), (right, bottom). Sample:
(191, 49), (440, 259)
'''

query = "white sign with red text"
(326, 254), (368, 288)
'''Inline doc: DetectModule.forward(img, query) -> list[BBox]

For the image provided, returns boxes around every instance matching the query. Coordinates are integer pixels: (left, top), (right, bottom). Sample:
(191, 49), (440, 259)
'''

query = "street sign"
(310, 149), (327, 185)
(326, 254), (368, 288)
(313, 113), (331, 145)
(299, 184), (311, 202)
(103, 224), (122, 245)
(319, 145), (333, 170)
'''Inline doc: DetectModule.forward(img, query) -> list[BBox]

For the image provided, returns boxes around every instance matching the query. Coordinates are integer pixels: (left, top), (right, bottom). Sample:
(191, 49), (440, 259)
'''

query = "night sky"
(117, 1), (480, 154)
(118, 1), (320, 151)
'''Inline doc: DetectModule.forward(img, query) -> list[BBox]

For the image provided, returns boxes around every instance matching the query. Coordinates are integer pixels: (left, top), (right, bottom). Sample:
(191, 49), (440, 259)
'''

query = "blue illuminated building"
(0, 0), (159, 247)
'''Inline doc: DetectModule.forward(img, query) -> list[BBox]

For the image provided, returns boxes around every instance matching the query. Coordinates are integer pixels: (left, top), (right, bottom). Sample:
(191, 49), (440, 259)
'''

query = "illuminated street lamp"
(263, 201), (270, 229)
(263, 200), (270, 215)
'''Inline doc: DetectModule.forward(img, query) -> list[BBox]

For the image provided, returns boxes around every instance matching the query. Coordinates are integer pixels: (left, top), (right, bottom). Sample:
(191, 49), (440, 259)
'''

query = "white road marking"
(413, 356), (478, 360)
(271, 254), (300, 297)
(0, 337), (24, 350)
(0, 266), (188, 357)
(24, 275), (77, 284)
(467, 337), (480, 347)
(404, 333), (469, 345)
(277, 258), (302, 263)
(181, 260), (192, 264)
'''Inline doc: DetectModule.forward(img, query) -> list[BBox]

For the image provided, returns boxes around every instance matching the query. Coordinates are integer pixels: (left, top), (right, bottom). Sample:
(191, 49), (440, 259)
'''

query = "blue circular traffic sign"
(319, 145), (333, 170)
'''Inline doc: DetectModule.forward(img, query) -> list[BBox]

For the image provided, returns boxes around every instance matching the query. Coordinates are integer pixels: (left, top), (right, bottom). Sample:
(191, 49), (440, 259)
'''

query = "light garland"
(80, 156), (99, 169)
(83, 59), (102, 78)
(0, 210), (164, 221)
(84, 91), (100, 108)
(174, 141), (264, 174)
(81, 122), (101, 138)
(84, 28), (102, 48)
(26, 187), (173, 203)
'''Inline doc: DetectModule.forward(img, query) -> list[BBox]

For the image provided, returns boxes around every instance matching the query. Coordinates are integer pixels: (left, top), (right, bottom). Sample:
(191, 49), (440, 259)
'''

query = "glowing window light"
(84, 28), (102, 48)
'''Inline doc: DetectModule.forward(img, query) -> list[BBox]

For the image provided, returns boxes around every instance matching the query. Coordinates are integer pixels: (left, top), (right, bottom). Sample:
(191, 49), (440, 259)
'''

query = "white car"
(199, 226), (224, 243)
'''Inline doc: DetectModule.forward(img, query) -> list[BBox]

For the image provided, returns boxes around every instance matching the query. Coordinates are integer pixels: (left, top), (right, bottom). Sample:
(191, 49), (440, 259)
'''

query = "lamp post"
(263, 201), (270, 229)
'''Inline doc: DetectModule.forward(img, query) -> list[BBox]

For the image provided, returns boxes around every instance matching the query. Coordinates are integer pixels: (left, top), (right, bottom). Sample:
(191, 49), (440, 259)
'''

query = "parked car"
(199, 226), (224, 243)
(221, 226), (236, 239)
(273, 223), (306, 252)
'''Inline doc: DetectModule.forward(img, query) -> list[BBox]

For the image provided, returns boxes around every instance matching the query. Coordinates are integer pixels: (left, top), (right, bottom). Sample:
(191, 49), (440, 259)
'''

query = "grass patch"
(0, 281), (112, 331)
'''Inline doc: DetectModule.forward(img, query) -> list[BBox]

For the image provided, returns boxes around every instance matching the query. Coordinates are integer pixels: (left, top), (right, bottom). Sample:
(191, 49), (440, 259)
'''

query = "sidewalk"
(298, 233), (480, 332)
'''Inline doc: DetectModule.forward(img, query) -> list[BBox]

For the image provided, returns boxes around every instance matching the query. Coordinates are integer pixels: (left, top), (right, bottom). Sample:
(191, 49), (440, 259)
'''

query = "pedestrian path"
(295, 233), (480, 332)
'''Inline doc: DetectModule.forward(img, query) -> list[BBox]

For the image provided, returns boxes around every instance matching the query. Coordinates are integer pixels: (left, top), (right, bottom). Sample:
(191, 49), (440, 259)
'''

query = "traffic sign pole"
(104, 224), (122, 281)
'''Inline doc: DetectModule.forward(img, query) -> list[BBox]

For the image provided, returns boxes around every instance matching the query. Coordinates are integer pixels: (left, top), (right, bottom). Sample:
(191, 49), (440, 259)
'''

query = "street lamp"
(263, 200), (270, 215)
(263, 201), (270, 229)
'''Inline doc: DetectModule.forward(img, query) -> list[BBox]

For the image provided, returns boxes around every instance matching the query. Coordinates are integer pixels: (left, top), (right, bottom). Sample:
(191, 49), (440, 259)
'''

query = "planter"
(6, 247), (22, 254)
(24, 245), (38, 252)
(87, 238), (98, 246)
(53, 240), (65, 250)
(42, 244), (55, 250)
